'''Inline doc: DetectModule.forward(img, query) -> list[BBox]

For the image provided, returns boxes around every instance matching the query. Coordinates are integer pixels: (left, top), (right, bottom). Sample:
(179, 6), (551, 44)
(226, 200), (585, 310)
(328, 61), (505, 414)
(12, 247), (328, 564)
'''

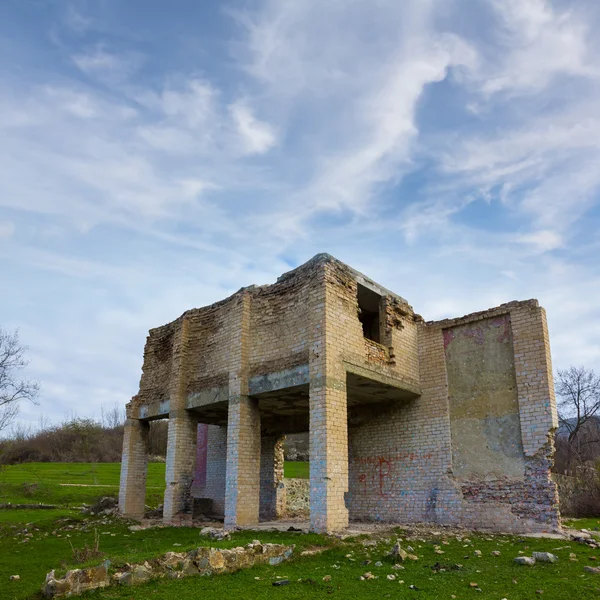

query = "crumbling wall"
(184, 297), (239, 395)
(324, 260), (421, 385)
(137, 323), (176, 405)
(248, 266), (315, 377)
(259, 435), (286, 520)
(348, 302), (559, 532)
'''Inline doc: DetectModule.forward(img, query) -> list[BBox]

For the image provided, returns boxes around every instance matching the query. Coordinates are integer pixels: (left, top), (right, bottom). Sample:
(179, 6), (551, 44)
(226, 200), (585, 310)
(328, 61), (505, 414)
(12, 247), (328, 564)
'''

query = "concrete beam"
(248, 364), (310, 396)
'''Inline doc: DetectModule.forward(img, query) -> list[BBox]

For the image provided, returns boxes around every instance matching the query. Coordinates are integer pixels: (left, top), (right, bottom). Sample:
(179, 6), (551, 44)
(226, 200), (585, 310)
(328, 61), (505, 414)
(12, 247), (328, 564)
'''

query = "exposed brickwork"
(120, 254), (559, 533)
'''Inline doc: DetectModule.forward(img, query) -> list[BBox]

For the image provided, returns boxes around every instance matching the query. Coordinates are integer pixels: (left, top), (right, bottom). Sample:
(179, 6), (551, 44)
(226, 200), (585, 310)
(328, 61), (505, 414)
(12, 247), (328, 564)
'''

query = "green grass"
(563, 517), (600, 531)
(283, 461), (309, 479)
(0, 463), (166, 507)
(1, 463), (599, 599)
(0, 462), (308, 509)
(2, 509), (600, 600)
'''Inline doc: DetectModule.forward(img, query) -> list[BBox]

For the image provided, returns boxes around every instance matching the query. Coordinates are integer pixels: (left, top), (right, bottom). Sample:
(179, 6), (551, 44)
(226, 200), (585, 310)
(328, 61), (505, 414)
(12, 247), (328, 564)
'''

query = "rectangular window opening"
(357, 283), (382, 343)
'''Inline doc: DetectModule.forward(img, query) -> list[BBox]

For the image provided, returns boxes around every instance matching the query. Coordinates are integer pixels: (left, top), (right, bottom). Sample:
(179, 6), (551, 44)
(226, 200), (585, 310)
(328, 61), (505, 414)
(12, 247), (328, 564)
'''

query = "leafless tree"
(555, 366), (600, 474)
(0, 328), (39, 433)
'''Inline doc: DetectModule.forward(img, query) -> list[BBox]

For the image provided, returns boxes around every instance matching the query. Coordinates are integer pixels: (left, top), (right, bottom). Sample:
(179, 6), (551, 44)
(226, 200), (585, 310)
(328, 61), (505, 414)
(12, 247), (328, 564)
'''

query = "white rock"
(532, 552), (558, 563)
(514, 556), (536, 566)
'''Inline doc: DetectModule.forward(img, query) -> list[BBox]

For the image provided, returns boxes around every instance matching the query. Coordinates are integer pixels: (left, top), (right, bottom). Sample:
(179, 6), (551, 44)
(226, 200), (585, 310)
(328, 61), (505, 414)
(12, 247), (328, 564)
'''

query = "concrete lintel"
(249, 364), (310, 396)
(344, 361), (421, 398)
(139, 400), (170, 420)
(186, 385), (229, 410)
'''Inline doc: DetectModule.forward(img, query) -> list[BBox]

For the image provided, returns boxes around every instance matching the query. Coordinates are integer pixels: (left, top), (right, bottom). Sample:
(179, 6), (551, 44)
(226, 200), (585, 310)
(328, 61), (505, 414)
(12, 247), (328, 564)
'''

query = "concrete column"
(260, 435), (286, 520)
(224, 395), (261, 528)
(163, 410), (198, 520)
(119, 417), (149, 519)
(309, 379), (349, 532)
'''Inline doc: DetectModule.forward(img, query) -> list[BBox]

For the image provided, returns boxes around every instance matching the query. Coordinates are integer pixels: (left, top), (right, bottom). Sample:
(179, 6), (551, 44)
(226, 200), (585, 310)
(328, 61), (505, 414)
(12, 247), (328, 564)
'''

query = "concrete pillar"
(119, 417), (149, 519)
(163, 411), (198, 520)
(224, 395), (261, 528)
(260, 435), (286, 520)
(309, 379), (349, 532)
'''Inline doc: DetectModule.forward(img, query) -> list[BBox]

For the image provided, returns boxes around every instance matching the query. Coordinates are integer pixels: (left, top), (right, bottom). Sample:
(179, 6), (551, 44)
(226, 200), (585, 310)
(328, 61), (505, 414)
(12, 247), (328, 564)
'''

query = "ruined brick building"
(119, 254), (560, 533)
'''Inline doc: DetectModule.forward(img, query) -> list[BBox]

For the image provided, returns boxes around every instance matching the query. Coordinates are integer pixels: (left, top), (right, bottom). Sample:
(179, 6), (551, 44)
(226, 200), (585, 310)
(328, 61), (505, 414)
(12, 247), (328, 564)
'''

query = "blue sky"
(1, 0), (599, 430)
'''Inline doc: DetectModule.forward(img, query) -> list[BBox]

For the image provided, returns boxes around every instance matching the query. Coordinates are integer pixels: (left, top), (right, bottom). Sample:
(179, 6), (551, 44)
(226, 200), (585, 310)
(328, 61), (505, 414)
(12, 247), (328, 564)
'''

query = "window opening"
(357, 283), (382, 343)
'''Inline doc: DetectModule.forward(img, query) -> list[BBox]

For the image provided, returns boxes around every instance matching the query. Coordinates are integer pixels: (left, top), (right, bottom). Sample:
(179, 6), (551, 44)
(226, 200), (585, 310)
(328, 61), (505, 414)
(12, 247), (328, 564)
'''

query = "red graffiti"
(359, 473), (367, 496)
(355, 452), (432, 465)
(355, 452), (434, 498)
(377, 457), (391, 497)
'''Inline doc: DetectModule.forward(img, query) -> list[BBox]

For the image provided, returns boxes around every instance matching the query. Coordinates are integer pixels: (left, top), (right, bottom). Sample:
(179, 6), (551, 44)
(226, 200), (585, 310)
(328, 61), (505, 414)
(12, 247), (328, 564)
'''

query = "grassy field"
(0, 462), (165, 507)
(0, 461), (310, 508)
(1, 463), (600, 599)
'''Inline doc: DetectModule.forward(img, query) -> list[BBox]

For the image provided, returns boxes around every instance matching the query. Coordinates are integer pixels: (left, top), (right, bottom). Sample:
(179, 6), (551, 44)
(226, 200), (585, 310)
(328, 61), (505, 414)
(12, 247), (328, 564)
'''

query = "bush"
(0, 417), (168, 465)
(557, 465), (600, 517)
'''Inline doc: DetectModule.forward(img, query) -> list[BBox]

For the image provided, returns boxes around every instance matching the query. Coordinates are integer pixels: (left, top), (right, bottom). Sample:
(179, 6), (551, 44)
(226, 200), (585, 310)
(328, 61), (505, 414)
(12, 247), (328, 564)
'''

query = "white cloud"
(0, 221), (14, 238)
(72, 46), (144, 83)
(515, 230), (563, 252)
(229, 101), (277, 155)
(480, 0), (597, 96)
(2, 0), (600, 429)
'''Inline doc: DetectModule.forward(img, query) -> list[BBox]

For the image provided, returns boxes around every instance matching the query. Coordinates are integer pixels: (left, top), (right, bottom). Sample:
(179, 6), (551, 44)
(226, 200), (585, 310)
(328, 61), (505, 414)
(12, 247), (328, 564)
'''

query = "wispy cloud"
(0, 0), (599, 428)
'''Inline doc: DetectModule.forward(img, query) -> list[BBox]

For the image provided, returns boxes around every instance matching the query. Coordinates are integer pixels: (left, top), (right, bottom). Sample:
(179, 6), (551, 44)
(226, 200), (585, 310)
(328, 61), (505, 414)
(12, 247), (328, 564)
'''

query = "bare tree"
(555, 366), (600, 474)
(0, 328), (40, 433)
(557, 366), (600, 441)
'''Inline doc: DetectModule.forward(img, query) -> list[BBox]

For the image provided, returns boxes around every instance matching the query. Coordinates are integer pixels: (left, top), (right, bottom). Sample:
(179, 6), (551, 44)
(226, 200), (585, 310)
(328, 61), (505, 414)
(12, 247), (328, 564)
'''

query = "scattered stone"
(389, 540), (409, 561)
(473, 550), (482, 557)
(532, 552), (558, 563)
(374, 561), (383, 567)
(387, 574), (396, 580)
(9, 575), (20, 581)
(272, 580), (290, 586)
(200, 527), (230, 540)
(300, 548), (325, 556)
(323, 575), (331, 582)
(514, 556), (536, 566)
(491, 551), (501, 556)
(43, 564), (110, 598)
(113, 572), (133, 586)
(584, 566), (600, 574)
(362, 572), (376, 580)
(131, 563), (153, 584)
